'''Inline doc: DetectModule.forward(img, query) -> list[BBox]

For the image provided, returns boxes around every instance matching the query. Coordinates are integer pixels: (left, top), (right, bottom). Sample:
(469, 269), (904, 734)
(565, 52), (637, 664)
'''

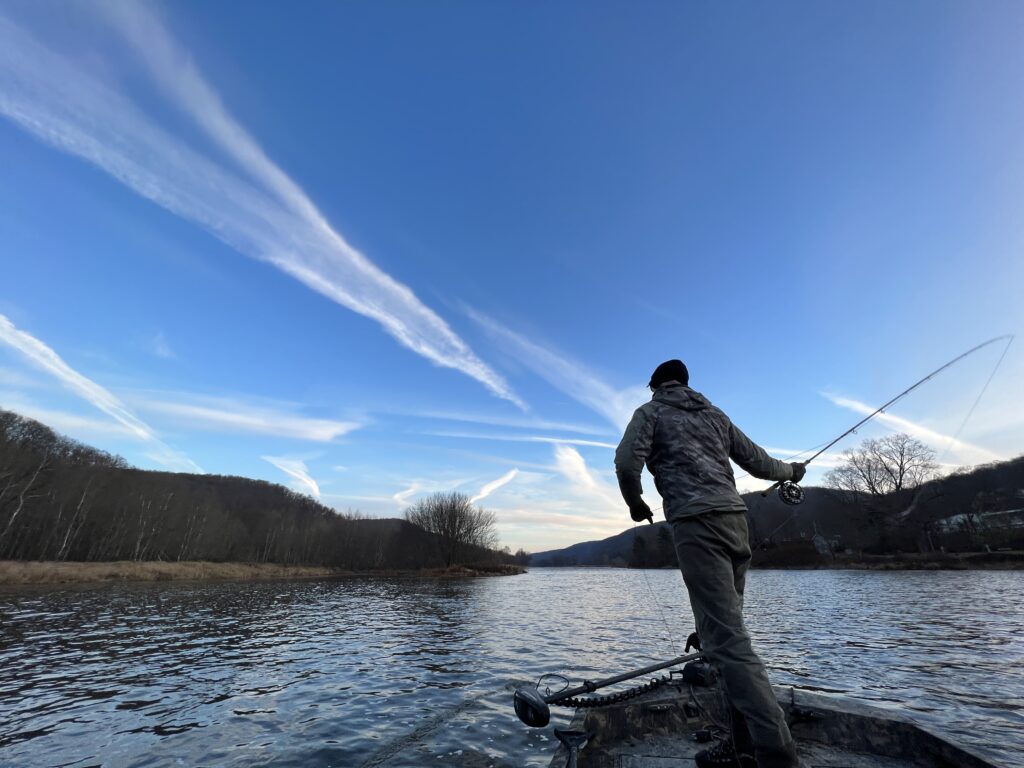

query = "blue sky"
(1, 1), (1021, 551)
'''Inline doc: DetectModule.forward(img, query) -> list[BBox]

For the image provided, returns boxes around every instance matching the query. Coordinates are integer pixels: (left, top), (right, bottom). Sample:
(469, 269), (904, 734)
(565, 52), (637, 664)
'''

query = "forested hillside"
(0, 409), (509, 569)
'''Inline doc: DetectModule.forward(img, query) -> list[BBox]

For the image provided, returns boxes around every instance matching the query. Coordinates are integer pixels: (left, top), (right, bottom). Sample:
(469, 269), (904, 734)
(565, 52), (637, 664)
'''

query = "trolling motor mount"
(514, 652), (701, 728)
(778, 481), (804, 506)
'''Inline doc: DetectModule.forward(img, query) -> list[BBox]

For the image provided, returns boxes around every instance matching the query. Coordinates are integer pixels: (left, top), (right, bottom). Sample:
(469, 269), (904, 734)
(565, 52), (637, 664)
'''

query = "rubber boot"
(695, 739), (756, 768)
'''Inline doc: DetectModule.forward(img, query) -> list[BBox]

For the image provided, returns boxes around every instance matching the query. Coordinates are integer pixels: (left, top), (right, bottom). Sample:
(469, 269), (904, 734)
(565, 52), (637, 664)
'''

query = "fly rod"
(761, 334), (1014, 505)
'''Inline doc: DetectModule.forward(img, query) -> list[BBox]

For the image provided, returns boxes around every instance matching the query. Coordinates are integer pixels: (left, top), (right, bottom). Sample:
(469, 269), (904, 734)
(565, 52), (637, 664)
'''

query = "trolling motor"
(513, 651), (701, 728)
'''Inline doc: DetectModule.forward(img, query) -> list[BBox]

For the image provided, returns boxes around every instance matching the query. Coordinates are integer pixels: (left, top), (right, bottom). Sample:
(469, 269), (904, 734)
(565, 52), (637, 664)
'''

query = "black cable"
(551, 674), (672, 709)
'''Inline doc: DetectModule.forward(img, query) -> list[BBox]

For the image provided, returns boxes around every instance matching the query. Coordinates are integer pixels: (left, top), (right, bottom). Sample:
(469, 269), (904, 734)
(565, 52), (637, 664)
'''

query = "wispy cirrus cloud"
(760, 446), (847, 469)
(552, 444), (626, 517)
(393, 484), (420, 508)
(0, 398), (136, 440)
(0, 8), (523, 409)
(824, 393), (1004, 465)
(396, 408), (612, 436)
(470, 468), (519, 504)
(0, 366), (39, 388)
(134, 396), (361, 442)
(262, 455), (321, 498)
(467, 309), (645, 428)
(493, 506), (632, 544)
(424, 430), (618, 449)
(0, 314), (199, 472)
(390, 474), (478, 510)
(149, 331), (176, 360)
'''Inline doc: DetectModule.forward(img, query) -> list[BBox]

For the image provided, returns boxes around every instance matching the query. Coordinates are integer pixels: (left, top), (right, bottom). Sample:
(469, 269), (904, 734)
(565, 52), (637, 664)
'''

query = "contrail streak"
(0, 10), (524, 409)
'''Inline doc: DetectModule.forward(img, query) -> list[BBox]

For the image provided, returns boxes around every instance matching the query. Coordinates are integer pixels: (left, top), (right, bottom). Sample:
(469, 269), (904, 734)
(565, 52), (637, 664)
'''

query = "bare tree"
(825, 434), (938, 497)
(404, 491), (498, 566)
(56, 480), (92, 561)
(0, 456), (48, 557)
(825, 434), (939, 551)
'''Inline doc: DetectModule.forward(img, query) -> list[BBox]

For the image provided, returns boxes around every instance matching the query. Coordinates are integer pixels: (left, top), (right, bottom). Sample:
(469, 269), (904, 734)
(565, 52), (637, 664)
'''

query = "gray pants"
(671, 510), (799, 768)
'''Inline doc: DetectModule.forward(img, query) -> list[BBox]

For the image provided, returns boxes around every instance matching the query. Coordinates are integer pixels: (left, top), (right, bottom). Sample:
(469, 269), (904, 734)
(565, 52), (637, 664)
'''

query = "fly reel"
(760, 479), (804, 505)
(777, 481), (804, 506)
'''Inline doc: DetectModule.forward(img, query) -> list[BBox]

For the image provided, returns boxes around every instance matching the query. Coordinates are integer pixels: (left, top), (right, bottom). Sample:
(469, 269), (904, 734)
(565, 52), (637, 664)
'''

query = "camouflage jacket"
(614, 383), (794, 520)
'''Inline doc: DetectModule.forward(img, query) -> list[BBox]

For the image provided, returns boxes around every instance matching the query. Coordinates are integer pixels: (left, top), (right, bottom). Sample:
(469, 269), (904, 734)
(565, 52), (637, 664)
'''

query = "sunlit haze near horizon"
(1, 1), (1022, 552)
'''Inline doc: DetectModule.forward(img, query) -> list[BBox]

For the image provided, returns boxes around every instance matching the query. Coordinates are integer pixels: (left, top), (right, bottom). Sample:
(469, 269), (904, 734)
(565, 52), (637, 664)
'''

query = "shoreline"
(753, 550), (1024, 571)
(0, 560), (526, 586)
(532, 551), (1024, 571)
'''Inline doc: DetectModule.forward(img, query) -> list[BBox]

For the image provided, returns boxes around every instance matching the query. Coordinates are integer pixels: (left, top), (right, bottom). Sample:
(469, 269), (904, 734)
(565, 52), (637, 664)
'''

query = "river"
(1, 568), (1022, 768)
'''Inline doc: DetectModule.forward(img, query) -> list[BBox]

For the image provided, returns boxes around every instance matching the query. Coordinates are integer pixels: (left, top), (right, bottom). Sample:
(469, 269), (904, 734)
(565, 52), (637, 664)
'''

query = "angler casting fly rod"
(761, 334), (1014, 506)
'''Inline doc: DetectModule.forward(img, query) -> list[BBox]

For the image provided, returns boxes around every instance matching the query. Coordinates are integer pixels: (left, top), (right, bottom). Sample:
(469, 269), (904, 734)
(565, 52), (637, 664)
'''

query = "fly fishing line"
(759, 334), (1014, 505)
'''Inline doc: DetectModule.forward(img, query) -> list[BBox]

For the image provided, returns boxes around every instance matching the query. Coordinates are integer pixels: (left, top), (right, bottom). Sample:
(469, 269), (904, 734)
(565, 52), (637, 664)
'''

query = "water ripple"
(0, 569), (1022, 767)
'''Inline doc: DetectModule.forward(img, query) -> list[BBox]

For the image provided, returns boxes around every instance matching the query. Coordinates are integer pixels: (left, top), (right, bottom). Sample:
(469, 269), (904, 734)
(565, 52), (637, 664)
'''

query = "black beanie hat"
(649, 359), (689, 389)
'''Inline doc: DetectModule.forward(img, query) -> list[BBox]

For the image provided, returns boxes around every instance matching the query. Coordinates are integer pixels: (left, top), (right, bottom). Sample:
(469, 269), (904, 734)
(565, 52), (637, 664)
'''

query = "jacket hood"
(652, 383), (711, 411)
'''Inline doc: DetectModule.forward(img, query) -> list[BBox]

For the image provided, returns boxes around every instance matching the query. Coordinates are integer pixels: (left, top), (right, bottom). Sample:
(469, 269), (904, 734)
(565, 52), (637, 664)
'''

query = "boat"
(514, 657), (1000, 768)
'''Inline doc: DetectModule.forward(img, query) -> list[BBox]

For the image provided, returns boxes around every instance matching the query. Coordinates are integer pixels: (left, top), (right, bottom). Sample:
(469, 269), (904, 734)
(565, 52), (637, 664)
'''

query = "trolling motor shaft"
(513, 651), (700, 727)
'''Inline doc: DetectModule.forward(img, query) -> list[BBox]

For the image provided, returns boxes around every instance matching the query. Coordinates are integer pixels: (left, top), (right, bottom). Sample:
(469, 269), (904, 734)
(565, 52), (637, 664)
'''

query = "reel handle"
(763, 480), (805, 506)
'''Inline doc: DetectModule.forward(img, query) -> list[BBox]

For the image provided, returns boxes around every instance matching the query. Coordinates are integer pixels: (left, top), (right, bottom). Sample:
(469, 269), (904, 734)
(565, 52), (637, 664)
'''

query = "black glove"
(629, 500), (653, 523)
(618, 473), (652, 523)
(789, 461), (807, 483)
(686, 631), (702, 653)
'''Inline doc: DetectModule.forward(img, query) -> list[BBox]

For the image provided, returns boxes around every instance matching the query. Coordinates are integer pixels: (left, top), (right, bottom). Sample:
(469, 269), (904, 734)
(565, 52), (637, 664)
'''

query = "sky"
(1, 1), (1022, 552)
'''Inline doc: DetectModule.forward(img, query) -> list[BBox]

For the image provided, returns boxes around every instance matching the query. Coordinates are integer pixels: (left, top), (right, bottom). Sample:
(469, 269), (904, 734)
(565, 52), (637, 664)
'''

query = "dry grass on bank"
(0, 560), (342, 585)
(0, 560), (527, 585)
(422, 563), (527, 577)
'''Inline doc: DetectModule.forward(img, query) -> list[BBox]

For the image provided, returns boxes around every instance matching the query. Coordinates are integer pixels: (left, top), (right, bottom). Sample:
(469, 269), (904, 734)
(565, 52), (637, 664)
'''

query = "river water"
(1, 568), (1022, 768)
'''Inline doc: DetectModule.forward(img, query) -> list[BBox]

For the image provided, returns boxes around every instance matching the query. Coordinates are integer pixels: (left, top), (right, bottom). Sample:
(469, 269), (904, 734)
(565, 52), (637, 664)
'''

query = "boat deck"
(548, 683), (996, 768)
(589, 732), (915, 767)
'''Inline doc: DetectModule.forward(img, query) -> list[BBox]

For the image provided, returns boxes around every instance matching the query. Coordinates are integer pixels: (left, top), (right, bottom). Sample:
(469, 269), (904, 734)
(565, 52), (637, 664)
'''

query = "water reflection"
(0, 570), (1022, 767)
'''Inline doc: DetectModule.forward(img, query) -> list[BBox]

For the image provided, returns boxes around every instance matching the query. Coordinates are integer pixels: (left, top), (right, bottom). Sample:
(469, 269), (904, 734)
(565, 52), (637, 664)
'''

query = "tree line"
(754, 433), (1024, 555)
(0, 409), (524, 569)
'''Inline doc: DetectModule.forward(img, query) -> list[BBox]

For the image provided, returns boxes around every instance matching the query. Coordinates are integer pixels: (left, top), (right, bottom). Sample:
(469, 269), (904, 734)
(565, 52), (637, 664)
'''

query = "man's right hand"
(790, 461), (807, 483)
(619, 473), (653, 523)
(629, 500), (653, 523)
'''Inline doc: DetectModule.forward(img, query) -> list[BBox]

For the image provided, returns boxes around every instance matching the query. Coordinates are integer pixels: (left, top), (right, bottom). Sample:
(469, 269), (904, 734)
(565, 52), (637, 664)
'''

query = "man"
(614, 359), (806, 768)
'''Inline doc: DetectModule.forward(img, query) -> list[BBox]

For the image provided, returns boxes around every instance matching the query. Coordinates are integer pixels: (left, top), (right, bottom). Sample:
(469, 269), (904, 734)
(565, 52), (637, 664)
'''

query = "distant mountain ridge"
(530, 487), (845, 567)
(531, 458), (1024, 567)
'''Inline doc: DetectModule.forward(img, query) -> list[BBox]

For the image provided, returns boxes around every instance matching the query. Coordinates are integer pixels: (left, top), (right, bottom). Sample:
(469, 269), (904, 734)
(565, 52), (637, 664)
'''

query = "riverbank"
(828, 551), (1024, 570)
(749, 549), (1024, 570)
(0, 560), (526, 585)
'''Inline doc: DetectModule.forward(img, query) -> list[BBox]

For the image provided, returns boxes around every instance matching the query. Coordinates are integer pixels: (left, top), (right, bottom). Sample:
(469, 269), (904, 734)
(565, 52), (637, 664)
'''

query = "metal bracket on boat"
(513, 651), (701, 728)
(554, 729), (592, 768)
